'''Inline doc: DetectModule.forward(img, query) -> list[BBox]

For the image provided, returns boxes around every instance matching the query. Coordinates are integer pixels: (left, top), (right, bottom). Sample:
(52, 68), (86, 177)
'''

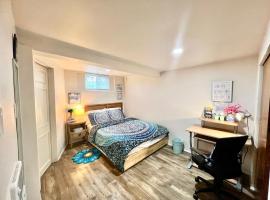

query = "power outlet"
(0, 107), (4, 136)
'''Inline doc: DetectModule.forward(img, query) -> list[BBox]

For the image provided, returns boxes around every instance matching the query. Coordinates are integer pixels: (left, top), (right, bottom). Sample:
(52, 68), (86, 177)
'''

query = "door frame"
(12, 58), (24, 162)
(258, 52), (270, 200)
(262, 101), (270, 200)
(12, 58), (26, 193)
(34, 61), (60, 163)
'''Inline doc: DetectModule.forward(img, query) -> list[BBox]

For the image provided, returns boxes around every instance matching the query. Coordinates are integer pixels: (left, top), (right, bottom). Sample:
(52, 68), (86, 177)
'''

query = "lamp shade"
(73, 104), (85, 116)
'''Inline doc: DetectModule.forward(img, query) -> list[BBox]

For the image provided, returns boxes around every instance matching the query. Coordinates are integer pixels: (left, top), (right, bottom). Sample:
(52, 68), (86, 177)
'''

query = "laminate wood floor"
(41, 144), (256, 200)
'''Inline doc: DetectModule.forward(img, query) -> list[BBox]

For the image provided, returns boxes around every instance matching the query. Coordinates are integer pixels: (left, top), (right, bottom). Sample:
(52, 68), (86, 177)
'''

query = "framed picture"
(68, 92), (81, 104)
(116, 83), (123, 100)
(212, 81), (233, 103)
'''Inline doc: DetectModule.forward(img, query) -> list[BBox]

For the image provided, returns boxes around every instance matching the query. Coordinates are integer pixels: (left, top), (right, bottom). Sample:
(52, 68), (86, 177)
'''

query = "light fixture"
(73, 104), (85, 116)
(105, 69), (111, 72)
(172, 48), (184, 55)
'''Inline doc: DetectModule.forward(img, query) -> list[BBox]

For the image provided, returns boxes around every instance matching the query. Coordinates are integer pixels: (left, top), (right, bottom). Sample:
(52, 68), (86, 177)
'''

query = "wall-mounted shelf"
(200, 117), (239, 127)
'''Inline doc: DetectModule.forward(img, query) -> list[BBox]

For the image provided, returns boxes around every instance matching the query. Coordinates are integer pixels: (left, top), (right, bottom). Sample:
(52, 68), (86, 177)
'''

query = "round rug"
(72, 148), (101, 164)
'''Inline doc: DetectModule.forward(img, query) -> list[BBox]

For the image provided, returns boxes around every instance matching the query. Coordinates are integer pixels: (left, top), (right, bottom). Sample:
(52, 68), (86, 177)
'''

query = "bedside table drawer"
(70, 131), (86, 140)
(66, 121), (87, 148)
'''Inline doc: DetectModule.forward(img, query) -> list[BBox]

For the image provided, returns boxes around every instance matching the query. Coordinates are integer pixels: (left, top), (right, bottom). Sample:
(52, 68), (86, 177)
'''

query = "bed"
(85, 102), (169, 172)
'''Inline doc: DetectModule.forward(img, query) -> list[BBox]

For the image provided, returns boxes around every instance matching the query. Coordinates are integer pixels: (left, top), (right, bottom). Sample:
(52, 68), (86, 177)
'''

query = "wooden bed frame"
(85, 102), (168, 171)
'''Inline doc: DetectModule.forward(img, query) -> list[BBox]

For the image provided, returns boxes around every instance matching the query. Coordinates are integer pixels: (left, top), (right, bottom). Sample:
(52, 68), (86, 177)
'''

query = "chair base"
(193, 176), (239, 200)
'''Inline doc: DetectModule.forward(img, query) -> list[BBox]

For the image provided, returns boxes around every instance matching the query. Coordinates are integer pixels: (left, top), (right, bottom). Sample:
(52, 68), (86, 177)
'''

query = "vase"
(226, 114), (235, 122)
(235, 112), (244, 122)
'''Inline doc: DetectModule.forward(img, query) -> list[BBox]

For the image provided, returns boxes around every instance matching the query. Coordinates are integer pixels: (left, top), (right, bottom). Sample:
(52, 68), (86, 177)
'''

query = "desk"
(186, 125), (249, 191)
(186, 125), (243, 169)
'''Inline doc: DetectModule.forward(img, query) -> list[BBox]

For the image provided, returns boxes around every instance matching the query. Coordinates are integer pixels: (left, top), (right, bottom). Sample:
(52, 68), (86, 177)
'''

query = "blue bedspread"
(89, 118), (169, 172)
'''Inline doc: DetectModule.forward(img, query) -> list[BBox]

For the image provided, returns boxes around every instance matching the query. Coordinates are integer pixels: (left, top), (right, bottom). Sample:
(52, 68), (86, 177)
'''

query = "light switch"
(0, 107), (4, 136)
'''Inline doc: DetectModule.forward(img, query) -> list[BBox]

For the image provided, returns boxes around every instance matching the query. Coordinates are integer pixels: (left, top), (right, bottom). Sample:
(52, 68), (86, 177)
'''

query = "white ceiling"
(13, 0), (270, 71)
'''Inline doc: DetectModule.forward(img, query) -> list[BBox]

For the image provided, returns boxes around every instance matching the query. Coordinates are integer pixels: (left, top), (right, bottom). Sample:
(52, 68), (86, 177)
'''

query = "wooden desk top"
(186, 125), (243, 139)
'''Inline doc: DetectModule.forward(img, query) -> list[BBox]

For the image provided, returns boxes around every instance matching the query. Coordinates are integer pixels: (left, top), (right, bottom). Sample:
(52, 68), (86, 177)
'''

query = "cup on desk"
(214, 115), (220, 120)
(219, 116), (225, 121)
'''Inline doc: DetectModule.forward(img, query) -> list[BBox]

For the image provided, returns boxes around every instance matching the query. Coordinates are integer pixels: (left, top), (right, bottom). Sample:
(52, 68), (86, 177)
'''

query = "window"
(85, 73), (110, 90)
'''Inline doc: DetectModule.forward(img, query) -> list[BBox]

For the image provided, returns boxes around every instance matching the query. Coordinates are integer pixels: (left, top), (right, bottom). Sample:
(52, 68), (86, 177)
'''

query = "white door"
(34, 64), (51, 176)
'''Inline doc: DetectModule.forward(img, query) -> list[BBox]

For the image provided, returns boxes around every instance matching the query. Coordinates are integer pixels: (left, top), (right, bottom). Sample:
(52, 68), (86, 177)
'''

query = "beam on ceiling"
(16, 27), (160, 77)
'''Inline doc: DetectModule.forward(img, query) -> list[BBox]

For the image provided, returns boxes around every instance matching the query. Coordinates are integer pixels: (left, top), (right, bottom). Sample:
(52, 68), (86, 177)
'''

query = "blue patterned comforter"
(88, 118), (169, 171)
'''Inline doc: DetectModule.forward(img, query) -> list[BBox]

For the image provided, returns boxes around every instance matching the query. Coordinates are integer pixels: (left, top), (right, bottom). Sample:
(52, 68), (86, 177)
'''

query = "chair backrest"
(210, 135), (248, 165)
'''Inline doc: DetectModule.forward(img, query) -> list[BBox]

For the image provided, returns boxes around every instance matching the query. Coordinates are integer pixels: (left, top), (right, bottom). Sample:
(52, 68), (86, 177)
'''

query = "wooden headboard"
(84, 102), (123, 112)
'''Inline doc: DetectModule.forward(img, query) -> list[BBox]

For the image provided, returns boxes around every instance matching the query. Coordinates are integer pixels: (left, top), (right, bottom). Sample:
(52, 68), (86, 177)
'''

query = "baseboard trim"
(39, 159), (51, 177)
(57, 145), (67, 161)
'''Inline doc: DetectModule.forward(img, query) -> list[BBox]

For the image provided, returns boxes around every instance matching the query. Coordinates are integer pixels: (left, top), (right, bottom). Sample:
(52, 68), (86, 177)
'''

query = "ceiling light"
(172, 48), (184, 55)
(105, 69), (111, 72)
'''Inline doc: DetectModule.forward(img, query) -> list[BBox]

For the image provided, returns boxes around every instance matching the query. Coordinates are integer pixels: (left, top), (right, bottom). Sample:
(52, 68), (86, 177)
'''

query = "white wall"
(52, 67), (67, 159)
(65, 70), (124, 105)
(18, 44), (41, 200)
(0, 0), (18, 199)
(259, 20), (270, 64)
(125, 56), (258, 149)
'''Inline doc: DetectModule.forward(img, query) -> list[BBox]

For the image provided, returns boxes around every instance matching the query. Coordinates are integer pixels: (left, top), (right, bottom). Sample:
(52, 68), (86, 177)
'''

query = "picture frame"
(68, 92), (81, 104)
(212, 81), (233, 103)
(116, 83), (123, 100)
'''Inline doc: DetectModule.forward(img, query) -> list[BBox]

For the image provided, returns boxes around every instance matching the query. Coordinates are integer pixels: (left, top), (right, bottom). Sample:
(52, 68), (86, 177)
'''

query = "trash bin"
(172, 138), (184, 155)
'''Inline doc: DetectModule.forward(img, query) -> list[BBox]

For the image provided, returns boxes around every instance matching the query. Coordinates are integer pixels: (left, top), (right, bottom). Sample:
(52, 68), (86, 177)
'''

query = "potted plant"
(224, 104), (241, 122)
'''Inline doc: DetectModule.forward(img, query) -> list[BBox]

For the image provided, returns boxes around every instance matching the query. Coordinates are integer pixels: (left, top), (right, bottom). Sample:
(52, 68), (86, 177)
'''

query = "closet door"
(34, 64), (52, 176)
(258, 57), (270, 199)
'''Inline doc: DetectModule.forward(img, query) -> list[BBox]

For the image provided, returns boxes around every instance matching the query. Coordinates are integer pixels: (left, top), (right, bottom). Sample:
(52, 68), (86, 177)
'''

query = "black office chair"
(192, 135), (248, 200)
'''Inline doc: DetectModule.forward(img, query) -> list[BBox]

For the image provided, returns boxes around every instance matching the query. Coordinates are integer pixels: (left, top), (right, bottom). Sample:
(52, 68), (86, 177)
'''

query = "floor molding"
(57, 145), (67, 161)
(39, 159), (51, 177)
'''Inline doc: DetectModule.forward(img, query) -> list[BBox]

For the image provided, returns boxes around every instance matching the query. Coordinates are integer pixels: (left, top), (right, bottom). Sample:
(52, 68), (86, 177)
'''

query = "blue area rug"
(72, 148), (101, 164)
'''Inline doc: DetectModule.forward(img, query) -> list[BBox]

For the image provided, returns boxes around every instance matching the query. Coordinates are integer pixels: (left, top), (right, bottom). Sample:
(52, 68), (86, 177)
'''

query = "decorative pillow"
(107, 108), (125, 121)
(88, 109), (111, 125)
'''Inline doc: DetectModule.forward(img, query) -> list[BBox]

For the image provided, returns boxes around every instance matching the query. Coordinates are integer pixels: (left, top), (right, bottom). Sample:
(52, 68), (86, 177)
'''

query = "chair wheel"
(193, 193), (199, 200)
(195, 177), (200, 183)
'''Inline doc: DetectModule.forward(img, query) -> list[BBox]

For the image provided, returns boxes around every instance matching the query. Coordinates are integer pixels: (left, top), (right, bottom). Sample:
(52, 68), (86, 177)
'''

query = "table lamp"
(73, 104), (85, 121)
(67, 108), (75, 123)
(73, 104), (85, 116)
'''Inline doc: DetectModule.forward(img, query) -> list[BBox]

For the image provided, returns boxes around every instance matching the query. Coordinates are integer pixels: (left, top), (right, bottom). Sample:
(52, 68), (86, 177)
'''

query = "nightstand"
(66, 121), (88, 148)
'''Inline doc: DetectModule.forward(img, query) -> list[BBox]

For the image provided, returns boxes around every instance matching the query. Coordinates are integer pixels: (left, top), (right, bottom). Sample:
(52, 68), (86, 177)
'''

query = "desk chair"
(192, 135), (248, 200)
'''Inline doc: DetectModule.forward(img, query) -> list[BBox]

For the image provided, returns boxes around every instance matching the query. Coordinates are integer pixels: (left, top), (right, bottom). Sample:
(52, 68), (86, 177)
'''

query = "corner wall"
(125, 56), (258, 172)
(0, 0), (18, 199)
(17, 44), (41, 200)
(259, 20), (270, 65)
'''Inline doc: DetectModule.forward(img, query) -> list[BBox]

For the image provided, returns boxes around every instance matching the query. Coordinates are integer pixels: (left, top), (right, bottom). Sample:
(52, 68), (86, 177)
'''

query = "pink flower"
(224, 104), (241, 114)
